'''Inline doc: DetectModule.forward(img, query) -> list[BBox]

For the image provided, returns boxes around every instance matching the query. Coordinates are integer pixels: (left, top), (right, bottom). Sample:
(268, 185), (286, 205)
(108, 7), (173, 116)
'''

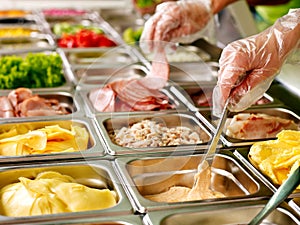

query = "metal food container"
(199, 107), (300, 147)
(26, 214), (144, 225)
(0, 49), (75, 91)
(0, 116), (104, 163)
(114, 151), (273, 213)
(96, 112), (211, 155)
(0, 10), (32, 18)
(0, 160), (133, 224)
(42, 9), (95, 25)
(100, 8), (145, 35)
(233, 148), (300, 198)
(73, 64), (148, 88)
(0, 34), (56, 53)
(167, 62), (218, 86)
(144, 200), (300, 225)
(0, 89), (85, 119)
(174, 84), (278, 109)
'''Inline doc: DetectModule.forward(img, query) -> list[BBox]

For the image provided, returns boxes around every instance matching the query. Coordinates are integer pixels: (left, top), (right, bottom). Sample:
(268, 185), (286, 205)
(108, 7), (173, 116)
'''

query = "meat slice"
(225, 113), (299, 140)
(0, 96), (14, 118)
(142, 47), (169, 90)
(8, 87), (33, 107)
(89, 86), (115, 112)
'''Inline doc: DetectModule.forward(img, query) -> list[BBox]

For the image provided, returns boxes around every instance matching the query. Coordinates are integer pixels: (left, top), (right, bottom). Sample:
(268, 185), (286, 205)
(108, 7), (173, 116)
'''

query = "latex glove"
(140, 0), (213, 53)
(213, 8), (300, 117)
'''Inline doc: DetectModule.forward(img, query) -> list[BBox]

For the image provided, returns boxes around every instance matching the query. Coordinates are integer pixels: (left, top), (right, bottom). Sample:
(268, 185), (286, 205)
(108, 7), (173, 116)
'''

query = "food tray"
(233, 148), (300, 198)
(0, 10), (32, 19)
(114, 150), (273, 213)
(0, 89), (85, 120)
(100, 8), (145, 35)
(174, 83), (281, 109)
(199, 107), (300, 147)
(95, 112), (212, 155)
(0, 116), (104, 163)
(0, 33), (56, 53)
(73, 63), (148, 88)
(144, 200), (300, 224)
(0, 159), (133, 224)
(28, 214), (145, 225)
(165, 62), (218, 86)
(0, 49), (75, 91)
(42, 9), (95, 25)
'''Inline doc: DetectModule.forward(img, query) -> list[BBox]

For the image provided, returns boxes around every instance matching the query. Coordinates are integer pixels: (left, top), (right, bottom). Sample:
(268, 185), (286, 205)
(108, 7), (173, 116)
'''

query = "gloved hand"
(140, 0), (213, 53)
(213, 8), (300, 116)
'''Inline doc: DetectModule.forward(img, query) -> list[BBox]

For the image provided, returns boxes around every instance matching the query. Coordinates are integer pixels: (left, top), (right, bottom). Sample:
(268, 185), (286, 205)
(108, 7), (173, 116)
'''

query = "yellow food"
(0, 171), (117, 216)
(0, 28), (37, 38)
(0, 125), (89, 156)
(249, 130), (300, 189)
(145, 161), (225, 202)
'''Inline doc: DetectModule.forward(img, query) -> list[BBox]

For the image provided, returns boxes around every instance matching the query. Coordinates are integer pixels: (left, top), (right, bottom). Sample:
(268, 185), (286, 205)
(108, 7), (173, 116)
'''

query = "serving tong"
(193, 98), (229, 187)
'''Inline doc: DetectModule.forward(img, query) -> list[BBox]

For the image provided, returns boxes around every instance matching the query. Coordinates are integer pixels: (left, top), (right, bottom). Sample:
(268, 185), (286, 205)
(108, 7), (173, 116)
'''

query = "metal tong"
(193, 99), (230, 186)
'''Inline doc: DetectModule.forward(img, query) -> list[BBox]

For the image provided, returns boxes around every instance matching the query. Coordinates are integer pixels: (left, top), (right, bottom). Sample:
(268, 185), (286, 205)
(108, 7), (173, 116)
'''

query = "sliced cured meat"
(89, 86), (115, 112)
(8, 87), (33, 107)
(225, 113), (299, 140)
(142, 47), (169, 90)
(0, 88), (71, 118)
(89, 78), (174, 112)
(0, 96), (14, 118)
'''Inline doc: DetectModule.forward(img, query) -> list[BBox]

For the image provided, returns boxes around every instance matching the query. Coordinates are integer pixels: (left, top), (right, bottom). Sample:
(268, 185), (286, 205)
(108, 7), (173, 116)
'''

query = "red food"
(58, 30), (117, 48)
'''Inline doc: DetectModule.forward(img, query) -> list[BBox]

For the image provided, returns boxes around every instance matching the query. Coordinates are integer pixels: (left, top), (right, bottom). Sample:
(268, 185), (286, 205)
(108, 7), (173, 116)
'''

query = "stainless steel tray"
(289, 198), (300, 216)
(69, 49), (138, 86)
(95, 112), (212, 155)
(0, 49), (75, 91)
(0, 159), (133, 224)
(144, 200), (300, 225)
(0, 116), (104, 163)
(0, 89), (85, 120)
(28, 214), (145, 225)
(173, 84), (282, 109)
(0, 33), (56, 53)
(166, 61), (218, 86)
(233, 148), (300, 198)
(199, 107), (300, 147)
(114, 151), (273, 213)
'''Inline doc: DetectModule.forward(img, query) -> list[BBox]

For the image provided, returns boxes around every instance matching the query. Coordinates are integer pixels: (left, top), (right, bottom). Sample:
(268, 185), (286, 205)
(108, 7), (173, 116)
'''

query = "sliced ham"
(225, 113), (299, 140)
(142, 46), (169, 90)
(0, 88), (71, 118)
(89, 78), (174, 112)
(8, 87), (33, 107)
(89, 86), (115, 112)
(0, 96), (14, 118)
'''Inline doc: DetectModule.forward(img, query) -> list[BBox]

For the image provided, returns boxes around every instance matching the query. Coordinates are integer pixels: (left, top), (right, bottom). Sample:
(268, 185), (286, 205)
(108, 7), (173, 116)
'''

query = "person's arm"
(213, 8), (300, 116)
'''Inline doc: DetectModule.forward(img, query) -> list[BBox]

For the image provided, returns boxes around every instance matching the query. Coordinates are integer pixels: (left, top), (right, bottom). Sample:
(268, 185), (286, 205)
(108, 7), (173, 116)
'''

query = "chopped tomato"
(57, 29), (117, 48)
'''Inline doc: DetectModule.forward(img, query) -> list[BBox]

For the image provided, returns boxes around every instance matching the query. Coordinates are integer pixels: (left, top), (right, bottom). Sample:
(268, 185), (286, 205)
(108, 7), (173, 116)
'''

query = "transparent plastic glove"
(213, 8), (300, 117)
(140, 0), (213, 53)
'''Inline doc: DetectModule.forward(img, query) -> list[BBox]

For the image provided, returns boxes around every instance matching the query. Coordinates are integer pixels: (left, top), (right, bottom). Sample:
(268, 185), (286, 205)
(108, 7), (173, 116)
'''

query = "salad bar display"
(0, 7), (298, 225)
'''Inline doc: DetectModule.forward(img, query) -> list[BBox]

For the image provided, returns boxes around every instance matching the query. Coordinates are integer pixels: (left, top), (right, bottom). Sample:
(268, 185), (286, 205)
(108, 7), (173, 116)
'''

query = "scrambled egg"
(249, 130), (300, 189)
(0, 171), (117, 216)
(0, 125), (89, 156)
